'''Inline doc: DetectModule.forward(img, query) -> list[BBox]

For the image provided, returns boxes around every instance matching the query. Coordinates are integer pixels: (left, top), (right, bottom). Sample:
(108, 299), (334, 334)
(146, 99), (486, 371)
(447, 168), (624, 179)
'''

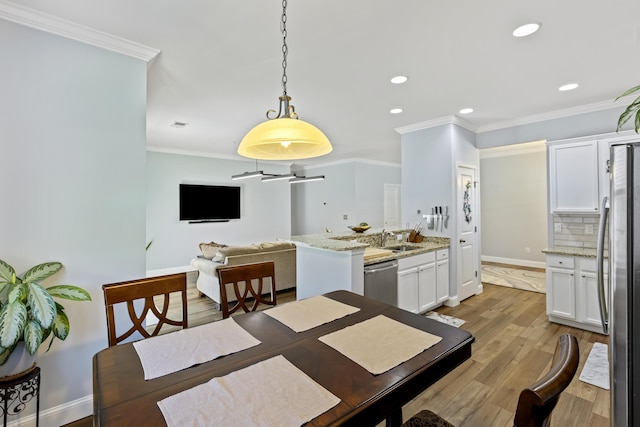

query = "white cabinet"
(397, 249), (449, 314)
(397, 267), (419, 313)
(546, 254), (606, 333)
(418, 263), (436, 312)
(436, 249), (449, 304)
(546, 256), (576, 319)
(548, 140), (599, 213)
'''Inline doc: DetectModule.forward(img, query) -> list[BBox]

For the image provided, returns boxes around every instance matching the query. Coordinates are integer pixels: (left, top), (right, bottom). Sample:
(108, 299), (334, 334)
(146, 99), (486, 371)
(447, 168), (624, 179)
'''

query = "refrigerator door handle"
(597, 196), (609, 334)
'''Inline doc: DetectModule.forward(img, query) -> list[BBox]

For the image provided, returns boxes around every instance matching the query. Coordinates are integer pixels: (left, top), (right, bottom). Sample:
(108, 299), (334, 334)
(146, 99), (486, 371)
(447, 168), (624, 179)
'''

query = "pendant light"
(231, 160), (264, 180)
(237, 0), (332, 161)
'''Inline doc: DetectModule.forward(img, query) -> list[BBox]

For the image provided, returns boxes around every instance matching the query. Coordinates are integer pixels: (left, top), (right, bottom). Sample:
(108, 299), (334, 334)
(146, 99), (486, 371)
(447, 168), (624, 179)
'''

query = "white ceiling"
(9, 0), (640, 166)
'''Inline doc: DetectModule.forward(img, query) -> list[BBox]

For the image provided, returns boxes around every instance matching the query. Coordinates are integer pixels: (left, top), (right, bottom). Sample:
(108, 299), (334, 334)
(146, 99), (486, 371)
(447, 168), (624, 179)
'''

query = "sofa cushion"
(259, 241), (296, 251)
(199, 241), (228, 259)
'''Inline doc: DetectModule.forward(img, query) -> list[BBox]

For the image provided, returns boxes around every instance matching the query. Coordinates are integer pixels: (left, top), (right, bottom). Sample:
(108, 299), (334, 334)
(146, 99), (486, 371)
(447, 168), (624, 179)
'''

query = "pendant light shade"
(239, 117), (332, 160)
(237, 0), (332, 161)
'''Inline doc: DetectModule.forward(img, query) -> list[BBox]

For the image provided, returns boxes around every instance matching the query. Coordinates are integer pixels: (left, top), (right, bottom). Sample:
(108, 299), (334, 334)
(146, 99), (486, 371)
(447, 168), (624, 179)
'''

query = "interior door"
(383, 184), (401, 228)
(457, 164), (479, 302)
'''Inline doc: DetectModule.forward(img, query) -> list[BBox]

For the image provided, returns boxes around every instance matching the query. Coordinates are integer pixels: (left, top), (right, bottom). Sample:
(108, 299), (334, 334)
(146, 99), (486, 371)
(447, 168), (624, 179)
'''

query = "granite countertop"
(288, 229), (450, 265)
(542, 247), (600, 258)
(362, 239), (450, 265)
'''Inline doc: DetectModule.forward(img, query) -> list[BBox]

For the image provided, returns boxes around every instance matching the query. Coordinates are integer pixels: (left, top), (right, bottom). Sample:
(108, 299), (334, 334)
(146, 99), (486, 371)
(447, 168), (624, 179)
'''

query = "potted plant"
(0, 260), (91, 375)
(616, 85), (640, 133)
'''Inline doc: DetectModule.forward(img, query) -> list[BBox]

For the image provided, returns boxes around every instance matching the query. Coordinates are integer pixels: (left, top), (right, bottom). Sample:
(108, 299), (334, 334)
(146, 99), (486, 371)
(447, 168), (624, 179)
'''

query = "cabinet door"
(580, 271), (603, 327)
(436, 259), (449, 303)
(397, 268), (419, 313)
(418, 263), (436, 313)
(546, 267), (576, 319)
(549, 140), (599, 213)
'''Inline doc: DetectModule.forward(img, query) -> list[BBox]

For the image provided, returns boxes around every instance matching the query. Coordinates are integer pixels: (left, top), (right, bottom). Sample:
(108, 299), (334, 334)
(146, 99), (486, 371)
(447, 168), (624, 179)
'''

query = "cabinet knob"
(459, 239), (466, 243)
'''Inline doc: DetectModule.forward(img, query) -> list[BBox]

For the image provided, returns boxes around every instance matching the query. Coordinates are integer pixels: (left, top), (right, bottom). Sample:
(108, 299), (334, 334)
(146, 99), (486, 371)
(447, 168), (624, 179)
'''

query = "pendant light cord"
(281, 0), (288, 96)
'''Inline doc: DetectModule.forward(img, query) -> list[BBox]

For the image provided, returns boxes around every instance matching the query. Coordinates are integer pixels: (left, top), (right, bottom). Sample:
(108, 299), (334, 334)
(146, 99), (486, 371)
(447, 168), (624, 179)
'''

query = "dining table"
(92, 290), (474, 427)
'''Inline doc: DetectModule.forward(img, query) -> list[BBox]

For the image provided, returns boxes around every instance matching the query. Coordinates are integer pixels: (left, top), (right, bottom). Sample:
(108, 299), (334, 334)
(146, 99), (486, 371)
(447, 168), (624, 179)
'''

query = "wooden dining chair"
(402, 334), (580, 427)
(216, 261), (277, 318)
(102, 273), (188, 347)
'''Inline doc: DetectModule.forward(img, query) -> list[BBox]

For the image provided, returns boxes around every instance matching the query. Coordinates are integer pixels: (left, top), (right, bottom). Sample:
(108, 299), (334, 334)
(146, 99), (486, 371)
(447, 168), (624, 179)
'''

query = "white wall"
(401, 125), (454, 233)
(480, 148), (547, 266)
(146, 152), (292, 270)
(290, 161), (401, 235)
(0, 20), (147, 425)
(401, 123), (481, 303)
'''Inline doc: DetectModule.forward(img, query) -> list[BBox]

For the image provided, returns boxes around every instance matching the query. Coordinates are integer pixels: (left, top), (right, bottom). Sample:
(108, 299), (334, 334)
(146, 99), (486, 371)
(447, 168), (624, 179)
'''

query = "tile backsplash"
(552, 213), (603, 249)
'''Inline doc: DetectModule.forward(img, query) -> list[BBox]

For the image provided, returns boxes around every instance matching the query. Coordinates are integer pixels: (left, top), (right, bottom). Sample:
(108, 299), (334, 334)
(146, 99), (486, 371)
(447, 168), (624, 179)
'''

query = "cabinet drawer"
(398, 252), (435, 270)
(546, 255), (574, 269)
(436, 249), (449, 260)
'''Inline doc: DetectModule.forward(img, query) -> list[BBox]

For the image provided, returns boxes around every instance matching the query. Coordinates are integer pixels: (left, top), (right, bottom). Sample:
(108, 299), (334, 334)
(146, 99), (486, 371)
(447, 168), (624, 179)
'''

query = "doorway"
(457, 163), (479, 301)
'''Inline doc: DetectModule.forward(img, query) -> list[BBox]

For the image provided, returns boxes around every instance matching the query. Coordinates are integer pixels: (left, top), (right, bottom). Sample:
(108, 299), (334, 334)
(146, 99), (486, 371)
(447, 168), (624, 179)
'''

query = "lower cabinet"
(398, 249), (449, 314)
(546, 254), (606, 333)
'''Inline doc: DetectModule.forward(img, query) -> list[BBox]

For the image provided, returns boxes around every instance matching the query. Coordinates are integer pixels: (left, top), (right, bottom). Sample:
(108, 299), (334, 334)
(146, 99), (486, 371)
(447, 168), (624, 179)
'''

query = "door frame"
(451, 162), (482, 305)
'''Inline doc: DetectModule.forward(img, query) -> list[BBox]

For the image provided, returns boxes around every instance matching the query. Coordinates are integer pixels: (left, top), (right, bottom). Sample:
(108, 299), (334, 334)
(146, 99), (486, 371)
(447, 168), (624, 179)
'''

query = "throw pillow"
(199, 241), (228, 259)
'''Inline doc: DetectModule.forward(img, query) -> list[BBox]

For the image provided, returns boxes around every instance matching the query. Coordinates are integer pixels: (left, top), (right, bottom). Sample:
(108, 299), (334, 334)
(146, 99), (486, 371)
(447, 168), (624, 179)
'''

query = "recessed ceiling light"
(512, 22), (541, 37)
(459, 108), (474, 114)
(558, 83), (579, 92)
(390, 108), (403, 114)
(390, 76), (408, 84)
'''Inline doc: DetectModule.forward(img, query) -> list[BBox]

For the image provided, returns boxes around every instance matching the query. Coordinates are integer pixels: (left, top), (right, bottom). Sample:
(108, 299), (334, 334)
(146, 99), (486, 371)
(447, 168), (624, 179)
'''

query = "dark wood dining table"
(93, 290), (474, 426)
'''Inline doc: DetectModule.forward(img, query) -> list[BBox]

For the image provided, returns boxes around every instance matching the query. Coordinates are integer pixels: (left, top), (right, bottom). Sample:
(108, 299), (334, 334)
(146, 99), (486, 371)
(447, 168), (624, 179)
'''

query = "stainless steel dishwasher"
(363, 260), (398, 306)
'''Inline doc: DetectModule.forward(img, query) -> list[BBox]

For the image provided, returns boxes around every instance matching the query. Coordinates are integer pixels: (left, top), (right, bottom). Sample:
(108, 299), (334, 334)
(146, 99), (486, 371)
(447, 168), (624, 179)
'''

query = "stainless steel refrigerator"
(597, 141), (640, 427)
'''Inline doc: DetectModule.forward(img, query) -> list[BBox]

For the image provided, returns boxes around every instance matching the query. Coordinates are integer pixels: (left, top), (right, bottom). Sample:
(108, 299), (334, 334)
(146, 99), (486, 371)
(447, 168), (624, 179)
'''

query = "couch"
(190, 241), (296, 304)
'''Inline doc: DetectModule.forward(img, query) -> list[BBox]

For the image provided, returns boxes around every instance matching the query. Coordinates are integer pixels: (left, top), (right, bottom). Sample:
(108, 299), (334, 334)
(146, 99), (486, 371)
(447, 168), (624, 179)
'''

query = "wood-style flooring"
(399, 284), (610, 427)
(66, 283), (609, 426)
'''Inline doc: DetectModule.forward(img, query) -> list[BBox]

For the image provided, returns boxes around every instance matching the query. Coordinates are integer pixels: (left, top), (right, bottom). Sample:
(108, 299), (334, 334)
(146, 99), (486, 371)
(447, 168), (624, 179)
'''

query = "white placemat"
(318, 314), (442, 375)
(133, 318), (261, 380)
(157, 355), (340, 427)
(264, 295), (360, 332)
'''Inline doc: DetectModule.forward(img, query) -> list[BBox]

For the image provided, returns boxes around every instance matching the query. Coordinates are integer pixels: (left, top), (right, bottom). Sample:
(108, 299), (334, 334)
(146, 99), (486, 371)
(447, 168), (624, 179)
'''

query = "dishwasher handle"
(364, 262), (398, 275)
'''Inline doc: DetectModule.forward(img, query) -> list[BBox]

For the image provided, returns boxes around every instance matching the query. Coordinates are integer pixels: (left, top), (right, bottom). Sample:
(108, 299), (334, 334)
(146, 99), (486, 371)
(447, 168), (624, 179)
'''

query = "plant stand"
(0, 366), (40, 427)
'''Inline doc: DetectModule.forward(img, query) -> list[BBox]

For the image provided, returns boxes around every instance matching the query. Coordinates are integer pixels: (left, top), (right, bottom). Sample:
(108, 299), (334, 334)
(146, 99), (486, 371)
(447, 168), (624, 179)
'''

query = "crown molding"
(0, 1), (160, 63)
(479, 139), (547, 159)
(299, 157), (401, 170)
(394, 115), (478, 135)
(394, 95), (636, 136)
(476, 96), (634, 133)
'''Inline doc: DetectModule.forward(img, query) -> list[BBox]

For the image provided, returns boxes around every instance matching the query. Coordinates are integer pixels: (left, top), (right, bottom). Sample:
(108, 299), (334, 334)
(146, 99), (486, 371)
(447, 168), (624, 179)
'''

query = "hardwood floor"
(400, 284), (610, 427)
(72, 283), (609, 426)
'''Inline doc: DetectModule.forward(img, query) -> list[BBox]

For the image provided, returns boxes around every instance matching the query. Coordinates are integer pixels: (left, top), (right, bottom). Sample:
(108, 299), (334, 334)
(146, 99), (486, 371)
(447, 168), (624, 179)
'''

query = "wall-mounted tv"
(179, 184), (241, 222)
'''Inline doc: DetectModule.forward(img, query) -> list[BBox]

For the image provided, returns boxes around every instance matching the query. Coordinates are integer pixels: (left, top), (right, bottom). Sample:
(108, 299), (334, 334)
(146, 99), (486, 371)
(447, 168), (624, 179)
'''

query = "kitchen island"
(288, 229), (450, 303)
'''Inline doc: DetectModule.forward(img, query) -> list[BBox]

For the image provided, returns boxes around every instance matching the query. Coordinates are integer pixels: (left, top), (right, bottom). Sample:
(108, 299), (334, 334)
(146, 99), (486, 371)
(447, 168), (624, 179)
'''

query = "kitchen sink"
(387, 244), (421, 253)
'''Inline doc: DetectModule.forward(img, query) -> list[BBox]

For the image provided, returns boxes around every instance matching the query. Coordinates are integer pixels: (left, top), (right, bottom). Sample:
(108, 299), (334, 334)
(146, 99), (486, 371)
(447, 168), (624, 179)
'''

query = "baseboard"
(444, 295), (460, 307)
(481, 255), (545, 270)
(8, 394), (93, 427)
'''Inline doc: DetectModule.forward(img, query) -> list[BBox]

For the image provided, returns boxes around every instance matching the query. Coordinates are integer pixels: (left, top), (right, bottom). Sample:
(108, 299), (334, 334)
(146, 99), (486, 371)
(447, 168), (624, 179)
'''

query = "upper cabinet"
(548, 140), (599, 213)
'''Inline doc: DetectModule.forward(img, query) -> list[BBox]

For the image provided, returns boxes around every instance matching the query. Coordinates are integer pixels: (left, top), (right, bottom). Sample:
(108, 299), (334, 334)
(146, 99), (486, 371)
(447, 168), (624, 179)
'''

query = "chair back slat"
(513, 334), (580, 427)
(102, 273), (188, 347)
(217, 262), (277, 318)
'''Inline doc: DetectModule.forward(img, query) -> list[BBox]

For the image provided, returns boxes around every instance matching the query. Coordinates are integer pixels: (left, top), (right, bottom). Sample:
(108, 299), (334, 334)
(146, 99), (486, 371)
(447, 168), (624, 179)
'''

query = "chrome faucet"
(380, 229), (394, 247)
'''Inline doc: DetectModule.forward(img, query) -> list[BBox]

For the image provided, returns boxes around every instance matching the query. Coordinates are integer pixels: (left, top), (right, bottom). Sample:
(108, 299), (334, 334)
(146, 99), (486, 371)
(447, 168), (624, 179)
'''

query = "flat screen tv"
(179, 184), (241, 222)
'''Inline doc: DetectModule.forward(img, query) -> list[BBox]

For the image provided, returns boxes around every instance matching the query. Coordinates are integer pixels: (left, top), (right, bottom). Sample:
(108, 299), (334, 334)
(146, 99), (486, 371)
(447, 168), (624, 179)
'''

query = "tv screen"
(179, 184), (241, 222)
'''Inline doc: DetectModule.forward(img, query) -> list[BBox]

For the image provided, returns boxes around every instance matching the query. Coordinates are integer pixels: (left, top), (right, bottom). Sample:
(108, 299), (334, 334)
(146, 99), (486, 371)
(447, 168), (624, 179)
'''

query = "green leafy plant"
(0, 260), (91, 365)
(616, 85), (640, 133)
